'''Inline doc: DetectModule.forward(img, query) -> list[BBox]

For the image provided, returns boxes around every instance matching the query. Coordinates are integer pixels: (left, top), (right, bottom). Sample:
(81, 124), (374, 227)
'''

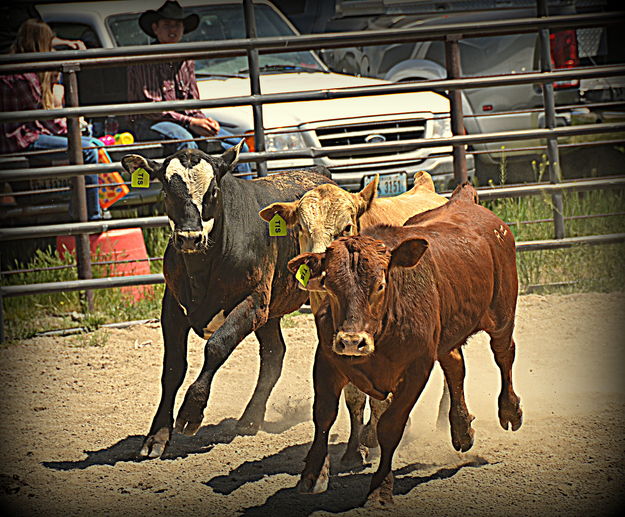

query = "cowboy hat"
(139, 1), (200, 38)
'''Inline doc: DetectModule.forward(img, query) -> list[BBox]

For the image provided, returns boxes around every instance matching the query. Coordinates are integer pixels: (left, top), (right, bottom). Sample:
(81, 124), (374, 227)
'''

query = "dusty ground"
(0, 292), (624, 517)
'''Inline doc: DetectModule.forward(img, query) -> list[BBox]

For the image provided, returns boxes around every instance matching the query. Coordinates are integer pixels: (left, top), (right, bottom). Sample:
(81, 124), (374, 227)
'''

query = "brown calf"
(259, 173), (447, 466)
(288, 184), (522, 506)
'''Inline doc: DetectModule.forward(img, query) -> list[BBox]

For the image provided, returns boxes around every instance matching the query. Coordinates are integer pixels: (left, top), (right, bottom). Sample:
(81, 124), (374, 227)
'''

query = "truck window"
(47, 22), (101, 48)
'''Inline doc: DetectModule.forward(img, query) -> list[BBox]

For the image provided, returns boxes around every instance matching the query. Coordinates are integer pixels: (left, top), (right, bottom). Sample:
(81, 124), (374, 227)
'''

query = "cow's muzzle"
(333, 331), (374, 356)
(173, 231), (208, 253)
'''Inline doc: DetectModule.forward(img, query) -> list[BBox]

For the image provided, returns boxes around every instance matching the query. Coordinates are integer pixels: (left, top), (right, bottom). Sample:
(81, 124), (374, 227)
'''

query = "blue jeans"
(135, 120), (253, 178)
(28, 134), (102, 220)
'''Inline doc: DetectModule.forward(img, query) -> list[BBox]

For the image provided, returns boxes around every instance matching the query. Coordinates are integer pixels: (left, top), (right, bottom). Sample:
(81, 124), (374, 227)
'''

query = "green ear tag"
(131, 167), (150, 188)
(296, 264), (311, 287)
(269, 213), (287, 237)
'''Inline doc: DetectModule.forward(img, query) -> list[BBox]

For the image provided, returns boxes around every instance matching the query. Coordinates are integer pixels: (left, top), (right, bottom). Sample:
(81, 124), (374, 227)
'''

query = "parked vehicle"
(273, 0), (622, 182)
(35, 0), (471, 196)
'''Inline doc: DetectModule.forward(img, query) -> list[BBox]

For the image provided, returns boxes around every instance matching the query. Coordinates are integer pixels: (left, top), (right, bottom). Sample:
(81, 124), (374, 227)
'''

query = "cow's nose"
(334, 331), (374, 356)
(174, 233), (202, 252)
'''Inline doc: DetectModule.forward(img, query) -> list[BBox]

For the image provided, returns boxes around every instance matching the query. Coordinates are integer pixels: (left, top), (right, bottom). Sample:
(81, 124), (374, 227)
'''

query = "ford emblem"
(364, 134), (386, 144)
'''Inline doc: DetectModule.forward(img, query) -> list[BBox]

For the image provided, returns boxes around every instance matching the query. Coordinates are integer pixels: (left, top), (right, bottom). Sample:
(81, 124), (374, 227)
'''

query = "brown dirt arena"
(1, 291), (624, 516)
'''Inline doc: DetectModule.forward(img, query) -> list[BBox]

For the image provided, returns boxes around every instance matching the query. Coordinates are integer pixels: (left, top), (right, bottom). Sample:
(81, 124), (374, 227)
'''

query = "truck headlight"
(265, 130), (306, 151)
(430, 115), (452, 139)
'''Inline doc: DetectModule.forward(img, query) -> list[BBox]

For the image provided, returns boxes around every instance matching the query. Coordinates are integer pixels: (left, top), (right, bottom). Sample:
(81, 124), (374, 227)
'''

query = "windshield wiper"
(196, 72), (245, 78)
(238, 64), (325, 74)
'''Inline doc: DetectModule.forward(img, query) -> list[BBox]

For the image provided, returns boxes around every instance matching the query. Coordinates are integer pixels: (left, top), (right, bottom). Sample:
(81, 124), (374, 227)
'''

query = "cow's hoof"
(235, 419), (260, 436)
(139, 427), (170, 458)
(297, 456), (330, 494)
(450, 413), (475, 453)
(365, 474), (394, 507)
(340, 444), (369, 470)
(499, 395), (523, 431)
(174, 416), (202, 436)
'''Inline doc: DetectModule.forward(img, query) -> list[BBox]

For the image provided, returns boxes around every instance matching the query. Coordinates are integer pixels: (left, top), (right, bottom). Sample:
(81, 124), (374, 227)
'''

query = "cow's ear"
(121, 154), (162, 181)
(390, 237), (428, 269)
(356, 175), (378, 217)
(288, 252), (325, 278)
(219, 139), (244, 175)
(259, 201), (298, 226)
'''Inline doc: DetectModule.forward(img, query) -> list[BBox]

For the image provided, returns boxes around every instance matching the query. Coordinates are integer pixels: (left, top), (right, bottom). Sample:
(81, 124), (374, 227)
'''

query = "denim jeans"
(135, 120), (253, 178)
(28, 133), (102, 220)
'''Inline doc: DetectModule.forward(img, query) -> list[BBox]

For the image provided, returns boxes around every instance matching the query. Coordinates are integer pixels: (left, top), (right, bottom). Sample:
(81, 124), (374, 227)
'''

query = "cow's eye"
(341, 224), (353, 236)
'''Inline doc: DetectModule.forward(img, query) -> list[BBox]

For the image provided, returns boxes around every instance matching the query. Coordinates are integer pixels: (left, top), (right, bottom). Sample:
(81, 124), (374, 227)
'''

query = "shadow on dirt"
(206, 441), (490, 516)
(42, 418), (241, 470)
(42, 404), (315, 472)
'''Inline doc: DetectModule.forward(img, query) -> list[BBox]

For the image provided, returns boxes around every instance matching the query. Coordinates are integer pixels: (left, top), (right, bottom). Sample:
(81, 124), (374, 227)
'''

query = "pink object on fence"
(57, 228), (153, 302)
(99, 134), (115, 146)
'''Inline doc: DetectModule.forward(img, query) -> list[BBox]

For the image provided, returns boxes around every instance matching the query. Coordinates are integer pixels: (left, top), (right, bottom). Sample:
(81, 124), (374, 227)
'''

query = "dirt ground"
(0, 291), (624, 517)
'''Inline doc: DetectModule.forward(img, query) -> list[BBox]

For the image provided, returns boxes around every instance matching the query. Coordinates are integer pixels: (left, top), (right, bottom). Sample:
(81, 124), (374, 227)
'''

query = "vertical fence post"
(63, 64), (94, 310)
(243, 0), (267, 177)
(444, 35), (468, 186)
(538, 0), (566, 239)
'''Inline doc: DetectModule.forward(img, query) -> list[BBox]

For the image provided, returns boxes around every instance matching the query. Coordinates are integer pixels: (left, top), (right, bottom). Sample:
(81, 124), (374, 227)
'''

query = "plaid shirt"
(0, 72), (67, 154)
(127, 59), (206, 126)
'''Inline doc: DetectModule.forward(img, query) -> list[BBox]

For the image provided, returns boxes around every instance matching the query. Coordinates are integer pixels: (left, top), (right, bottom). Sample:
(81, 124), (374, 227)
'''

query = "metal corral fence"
(1, 0), (624, 341)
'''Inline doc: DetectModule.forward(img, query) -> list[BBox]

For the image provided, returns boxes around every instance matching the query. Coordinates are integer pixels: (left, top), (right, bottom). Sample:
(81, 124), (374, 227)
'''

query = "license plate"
(363, 172), (407, 197)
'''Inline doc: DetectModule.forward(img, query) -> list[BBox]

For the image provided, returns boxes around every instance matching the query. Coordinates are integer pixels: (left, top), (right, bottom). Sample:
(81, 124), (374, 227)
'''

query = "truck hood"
(197, 72), (449, 130)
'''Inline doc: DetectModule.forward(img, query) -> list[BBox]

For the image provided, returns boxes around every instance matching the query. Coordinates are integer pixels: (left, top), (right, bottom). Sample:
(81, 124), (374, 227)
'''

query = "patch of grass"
(69, 328), (110, 348)
(281, 310), (306, 328)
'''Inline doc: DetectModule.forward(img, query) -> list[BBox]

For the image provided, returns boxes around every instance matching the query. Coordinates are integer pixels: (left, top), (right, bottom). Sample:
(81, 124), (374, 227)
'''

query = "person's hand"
(52, 83), (65, 108)
(52, 37), (87, 50)
(189, 117), (220, 136)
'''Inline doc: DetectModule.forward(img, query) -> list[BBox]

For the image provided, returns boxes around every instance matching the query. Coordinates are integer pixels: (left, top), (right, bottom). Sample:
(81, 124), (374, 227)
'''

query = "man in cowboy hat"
(128, 1), (252, 176)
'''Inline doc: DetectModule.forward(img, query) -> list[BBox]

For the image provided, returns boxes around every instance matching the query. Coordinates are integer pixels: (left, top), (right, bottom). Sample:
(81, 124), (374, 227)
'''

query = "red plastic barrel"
(57, 228), (153, 301)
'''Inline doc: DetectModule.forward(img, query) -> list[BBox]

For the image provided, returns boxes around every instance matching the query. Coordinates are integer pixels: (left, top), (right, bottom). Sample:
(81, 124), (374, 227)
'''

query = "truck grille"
(315, 119), (426, 159)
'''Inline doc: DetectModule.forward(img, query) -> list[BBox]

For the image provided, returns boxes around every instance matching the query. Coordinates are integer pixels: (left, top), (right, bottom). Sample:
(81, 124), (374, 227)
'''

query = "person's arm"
(52, 36), (86, 50)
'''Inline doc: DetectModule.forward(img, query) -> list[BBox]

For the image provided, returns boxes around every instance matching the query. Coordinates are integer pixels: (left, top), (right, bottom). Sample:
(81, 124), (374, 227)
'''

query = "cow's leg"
(298, 352), (346, 494)
(489, 327), (523, 431)
(366, 359), (434, 507)
(140, 288), (190, 458)
(175, 292), (269, 435)
(236, 317), (286, 435)
(439, 347), (475, 452)
(340, 383), (368, 468)
(360, 395), (391, 448)
(436, 377), (451, 431)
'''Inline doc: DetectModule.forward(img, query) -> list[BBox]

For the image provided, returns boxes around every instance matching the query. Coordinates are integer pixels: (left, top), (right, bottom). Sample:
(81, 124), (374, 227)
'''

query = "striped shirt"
(0, 72), (67, 154)
(127, 59), (206, 126)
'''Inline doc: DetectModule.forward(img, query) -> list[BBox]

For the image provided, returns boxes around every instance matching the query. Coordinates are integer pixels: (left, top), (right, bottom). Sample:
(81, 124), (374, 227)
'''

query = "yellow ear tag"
(131, 167), (150, 188)
(269, 213), (287, 237)
(296, 264), (311, 287)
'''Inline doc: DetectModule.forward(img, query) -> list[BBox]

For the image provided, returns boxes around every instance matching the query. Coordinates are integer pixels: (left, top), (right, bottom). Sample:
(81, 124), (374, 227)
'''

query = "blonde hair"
(11, 19), (58, 109)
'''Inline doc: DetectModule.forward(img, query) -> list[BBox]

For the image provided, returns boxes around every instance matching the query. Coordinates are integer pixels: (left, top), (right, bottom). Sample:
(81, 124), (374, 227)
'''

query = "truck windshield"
(107, 3), (325, 76)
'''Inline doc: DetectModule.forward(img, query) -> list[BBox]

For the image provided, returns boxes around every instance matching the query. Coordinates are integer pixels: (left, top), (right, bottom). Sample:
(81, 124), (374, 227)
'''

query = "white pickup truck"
(38, 0), (473, 193)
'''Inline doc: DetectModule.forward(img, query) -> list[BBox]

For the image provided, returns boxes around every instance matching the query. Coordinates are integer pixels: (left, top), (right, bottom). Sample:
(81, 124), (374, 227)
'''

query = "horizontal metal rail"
(0, 273), (164, 298)
(2, 232), (623, 298)
(515, 232), (625, 251)
(2, 121), (624, 182)
(2, 176), (623, 242)
(2, 65), (624, 124)
(0, 12), (621, 71)
(0, 216), (168, 241)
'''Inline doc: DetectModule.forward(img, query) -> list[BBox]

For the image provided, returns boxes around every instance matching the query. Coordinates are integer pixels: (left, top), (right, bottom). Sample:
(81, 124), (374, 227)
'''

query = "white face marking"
(165, 156), (216, 239)
(165, 156), (215, 217)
